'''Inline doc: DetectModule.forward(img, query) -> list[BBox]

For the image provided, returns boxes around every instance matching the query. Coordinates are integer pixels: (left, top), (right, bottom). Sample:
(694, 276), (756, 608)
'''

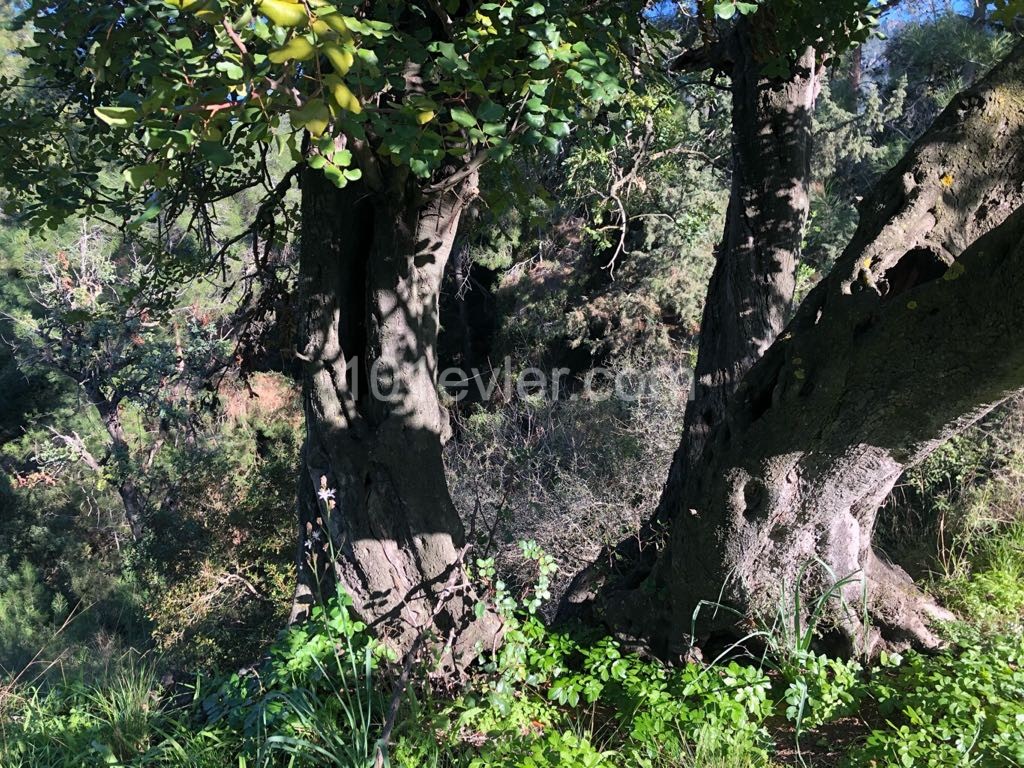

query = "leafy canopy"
(0, 0), (639, 234)
(703, 0), (890, 69)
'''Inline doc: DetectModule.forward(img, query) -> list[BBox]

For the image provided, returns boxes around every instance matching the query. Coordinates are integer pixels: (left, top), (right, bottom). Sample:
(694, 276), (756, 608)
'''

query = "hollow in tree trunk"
(289, 166), (501, 665)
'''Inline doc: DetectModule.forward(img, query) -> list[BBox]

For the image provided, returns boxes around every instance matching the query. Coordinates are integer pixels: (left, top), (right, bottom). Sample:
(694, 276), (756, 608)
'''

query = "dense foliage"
(2, 3), (1024, 767)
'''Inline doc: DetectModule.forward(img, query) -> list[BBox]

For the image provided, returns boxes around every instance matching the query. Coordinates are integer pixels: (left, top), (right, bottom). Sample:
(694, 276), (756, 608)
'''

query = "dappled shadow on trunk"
(561, 40), (1024, 662)
(289, 167), (501, 668)
(678, 24), (819, 489)
(559, 16), (821, 650)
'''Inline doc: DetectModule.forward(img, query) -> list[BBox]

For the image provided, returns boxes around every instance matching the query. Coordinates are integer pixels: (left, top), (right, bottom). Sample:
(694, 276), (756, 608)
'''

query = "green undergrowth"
(5, 421), (1024, 768)
(848, 627), (1024, 768)
(4, 573), (1024, 767)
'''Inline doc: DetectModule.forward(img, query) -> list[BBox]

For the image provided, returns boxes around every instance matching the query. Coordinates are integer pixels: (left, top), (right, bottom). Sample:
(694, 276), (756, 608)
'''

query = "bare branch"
(221, 19), (250, 58)
(47, 428), (104, 474)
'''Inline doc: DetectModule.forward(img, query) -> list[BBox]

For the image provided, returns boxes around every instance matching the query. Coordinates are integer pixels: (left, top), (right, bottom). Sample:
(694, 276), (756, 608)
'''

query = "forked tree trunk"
(612, 41), (1024, 657)
(289, 166), (501, 665)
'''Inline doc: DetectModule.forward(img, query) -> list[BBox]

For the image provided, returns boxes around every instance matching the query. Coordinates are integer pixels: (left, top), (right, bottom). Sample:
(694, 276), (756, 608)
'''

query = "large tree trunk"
(289, 166), (500, 665)
(849, 45), (863, 108)
(678, 26), (819, 481)
(612, 41), (1024, 658)
(971, 0), (988, 27)
(560, 24), (820, 625)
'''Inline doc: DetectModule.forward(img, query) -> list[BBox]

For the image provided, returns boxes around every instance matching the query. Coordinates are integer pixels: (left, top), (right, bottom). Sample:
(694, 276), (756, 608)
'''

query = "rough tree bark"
(608, 41), (1024, 658)
(561, 20), (821, 624)
(288, 166), (501, 665)
(849, 45), (863, 111)
(676, 21), (820, 498)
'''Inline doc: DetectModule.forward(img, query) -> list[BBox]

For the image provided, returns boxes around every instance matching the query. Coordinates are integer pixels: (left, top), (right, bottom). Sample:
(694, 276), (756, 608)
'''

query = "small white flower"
(317, 487), (336, 503)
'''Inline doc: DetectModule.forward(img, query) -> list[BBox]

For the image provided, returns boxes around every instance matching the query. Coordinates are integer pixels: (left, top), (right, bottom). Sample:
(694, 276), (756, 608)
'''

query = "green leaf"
(290, 100), (331, 137)
(524, 112), (545, 130)
(449, 108), (477, 128)
(523, 128), (544, 146)
(565, 68), (584, 84)
(215, 60), (244, 81)
(714, 1), (737, 19)
(199, 141), (233, 167)
(548, 121), (569, 138)
(130, 194), (162, 228)
(409, 157), (430, 176)
(476, 100), (504, 122)
(530, 53), (551, 71)
(94, 106), (139, 127)
(122, 164), (160, 189)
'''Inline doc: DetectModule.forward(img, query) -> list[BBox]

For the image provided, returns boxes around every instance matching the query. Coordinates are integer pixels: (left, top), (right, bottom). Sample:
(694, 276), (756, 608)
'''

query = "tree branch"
(422, 149), (488, 198)
(221, 19), (249, 58)
(423, 0), (455, 39)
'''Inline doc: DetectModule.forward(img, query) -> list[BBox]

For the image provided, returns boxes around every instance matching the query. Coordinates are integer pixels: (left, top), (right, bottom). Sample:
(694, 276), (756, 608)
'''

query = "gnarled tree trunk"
(561, 23), (820, 620)
(289, 166), (500, 665)
(613, 41), (1024, 658)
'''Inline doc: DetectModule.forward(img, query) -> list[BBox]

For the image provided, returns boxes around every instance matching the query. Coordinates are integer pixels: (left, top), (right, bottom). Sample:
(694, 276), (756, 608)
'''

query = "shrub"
(0, 559), (52, 673)
(445, 354), (689, 613)
(848, 630), (1024, 767)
